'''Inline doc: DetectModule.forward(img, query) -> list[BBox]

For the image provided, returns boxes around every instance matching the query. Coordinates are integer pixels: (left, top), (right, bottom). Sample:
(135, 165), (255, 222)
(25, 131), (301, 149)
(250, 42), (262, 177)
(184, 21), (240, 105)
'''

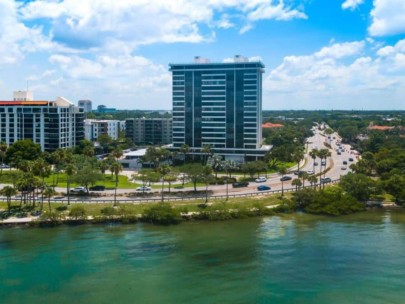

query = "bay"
(1, 210), (405, 303)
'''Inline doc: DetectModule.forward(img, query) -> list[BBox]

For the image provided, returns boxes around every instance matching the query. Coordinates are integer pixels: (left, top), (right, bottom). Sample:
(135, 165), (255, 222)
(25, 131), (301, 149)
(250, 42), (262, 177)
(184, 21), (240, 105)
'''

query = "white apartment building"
(0, 93), (85, 151)
(84, 119), (125, 141)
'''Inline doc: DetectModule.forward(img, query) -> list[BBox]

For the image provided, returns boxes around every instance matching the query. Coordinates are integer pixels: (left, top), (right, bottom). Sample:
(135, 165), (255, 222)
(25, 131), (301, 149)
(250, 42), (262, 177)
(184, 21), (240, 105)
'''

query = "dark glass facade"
(170, 61), (264, 150)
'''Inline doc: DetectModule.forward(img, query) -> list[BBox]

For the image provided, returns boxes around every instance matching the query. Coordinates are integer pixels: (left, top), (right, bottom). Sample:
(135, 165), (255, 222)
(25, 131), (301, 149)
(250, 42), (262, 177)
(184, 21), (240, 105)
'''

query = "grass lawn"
(0, 194), (284, 218)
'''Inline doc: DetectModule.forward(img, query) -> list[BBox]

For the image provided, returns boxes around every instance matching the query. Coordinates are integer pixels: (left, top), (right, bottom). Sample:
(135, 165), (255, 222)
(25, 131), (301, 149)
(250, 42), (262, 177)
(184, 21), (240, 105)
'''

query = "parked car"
(232, 182), (249, 188)
(70, 186), (86, 194)
(0, 164), (10, 168)
(89, 185), (105, 191)
(320, 177), (332, 183)
(337, 152), (341, 155)
(349, 158), (354, 162)
(136, 186), (151, 192)
(255, 177), (267, 183)
(307, 170), (314, 175)
(341, 166), (347, 170)
(280, 176), (292, 182)
(314, 162), (319, 166)
(257, 185), (271, 191)
(343, 161), (348, 165)
(321, 160), (326, 166)
(293, 170), (301, 175)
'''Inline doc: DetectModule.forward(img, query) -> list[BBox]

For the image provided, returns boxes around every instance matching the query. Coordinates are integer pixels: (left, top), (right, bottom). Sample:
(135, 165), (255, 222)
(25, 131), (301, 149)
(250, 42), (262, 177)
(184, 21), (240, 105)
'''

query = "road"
(1, 128), (358, 203)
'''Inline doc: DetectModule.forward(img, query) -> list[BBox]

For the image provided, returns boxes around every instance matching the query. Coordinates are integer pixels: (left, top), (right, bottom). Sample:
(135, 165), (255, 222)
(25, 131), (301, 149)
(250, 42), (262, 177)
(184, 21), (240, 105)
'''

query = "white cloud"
(19, 0), (307, 50)
(247, 1), (307, 21)
(264, 40), (405, 110)
(369, 0), (405, 36)
(43, 53), (171, 108)
(315, 41), (365, 59)
(342, 0), (364, 10)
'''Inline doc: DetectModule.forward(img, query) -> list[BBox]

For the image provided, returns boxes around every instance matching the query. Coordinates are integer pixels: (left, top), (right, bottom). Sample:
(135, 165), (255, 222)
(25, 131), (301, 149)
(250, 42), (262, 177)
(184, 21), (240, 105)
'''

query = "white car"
(255, 177), (267, 183)
(70, 186), (86, 193)
(341, 166), (347, 170)
(136, 186), (152, 192)
(307, 170), (314, 175)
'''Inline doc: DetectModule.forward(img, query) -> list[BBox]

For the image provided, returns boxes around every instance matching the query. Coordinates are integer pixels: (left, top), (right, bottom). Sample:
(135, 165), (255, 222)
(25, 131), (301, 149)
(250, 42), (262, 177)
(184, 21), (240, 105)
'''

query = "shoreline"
(0, 202), (401, 228)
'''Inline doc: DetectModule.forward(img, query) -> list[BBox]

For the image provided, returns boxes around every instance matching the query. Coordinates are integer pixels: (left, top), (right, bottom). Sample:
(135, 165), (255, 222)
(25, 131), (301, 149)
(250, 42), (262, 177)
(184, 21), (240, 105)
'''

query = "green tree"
(183, 163), (204, 192)
(110, 161), (123, 206)
(0, 186), (17, 210)
(292, 147), (305, 172)
(43, 187), (56, 211)
(179, 144), (190, 165)
(340, 173), (377, 202)
(309, 148), (319, 173)
(202, 165), (213, 204)
(65, 164), (77, 205)
(383, 174), (405, 204)
(308, 175), (318, 189)
(5, 140), (42, 168)
(0, 141), (8, 175)
(278, 165), (288, 197)
(202, 144), (212, 165)
(292, 178), (302, 191)
(158, 164), (171, 202)
(73, 166), (101, 193)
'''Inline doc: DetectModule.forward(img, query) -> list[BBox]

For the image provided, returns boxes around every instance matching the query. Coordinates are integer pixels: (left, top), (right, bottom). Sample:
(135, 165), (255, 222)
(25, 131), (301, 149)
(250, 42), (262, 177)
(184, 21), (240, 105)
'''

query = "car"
(341, 166), (347, 170)
(232, 182), (249, 188)
(0, 164), (10, 168)
(280, 176), (292, 182)
(70, 186), (86, 194)
(343, 161), (348, 165)
(89, 185), (105, 191)
(136, 186), (151, 192)
(337, 152), (341, 155)
(255, 177), (267, 183)
(321, 160), (326, 166)
(293, 170), (302, 175)
(314, 162), (319, 166)
(257, 185), (271, 191)
(320, 177), (332, 183)
(307, 170), (314, 175)
(349, 157), (354, 162)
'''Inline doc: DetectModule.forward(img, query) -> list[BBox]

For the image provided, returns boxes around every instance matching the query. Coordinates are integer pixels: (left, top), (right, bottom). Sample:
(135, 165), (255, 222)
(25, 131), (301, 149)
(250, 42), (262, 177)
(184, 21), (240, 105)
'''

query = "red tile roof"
(262, 123), (284, 128)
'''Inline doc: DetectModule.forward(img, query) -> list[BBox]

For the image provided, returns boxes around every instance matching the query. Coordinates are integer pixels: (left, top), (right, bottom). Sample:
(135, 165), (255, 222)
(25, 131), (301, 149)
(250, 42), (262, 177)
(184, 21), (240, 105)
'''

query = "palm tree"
(158, 164), (171, 202)
(202, 144), (212, 165)
(299, 171), (309, 188)
(318, 148), (331, 188)
(99, 159), (109, 176)
(33, 158), (52, 205)
(278, 165), (288, 197)
(82, 145), (95, 160)
(308, 175), (318, 189)
(179, 144), (190, 166)
(110, 161), (123, 206)
(309, 148), (319, 173)
(209, 154), (222, 178)
(111, 148), (123, 160)
(43, 187), (56, 211)
(65, 164), (77, 206)
(0, 186), (17, 210)
(202, 165), (213, 204)
(292, 147), (305, 172)
(292, 178), (302, 191)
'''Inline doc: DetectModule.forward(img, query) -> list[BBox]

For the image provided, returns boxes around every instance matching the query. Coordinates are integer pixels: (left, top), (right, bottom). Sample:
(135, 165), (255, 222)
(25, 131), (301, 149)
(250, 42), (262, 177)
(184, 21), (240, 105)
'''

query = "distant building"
(84, 119), (124, 141)
(13, 90), (34, 101)
(367, 122), (395, 131)
(125, 118), (172, 145)
(0, 92), (84, 151)
(78, 100), (92, 113)
(169, 55), (270, 161)
(96, 105), (117, 113)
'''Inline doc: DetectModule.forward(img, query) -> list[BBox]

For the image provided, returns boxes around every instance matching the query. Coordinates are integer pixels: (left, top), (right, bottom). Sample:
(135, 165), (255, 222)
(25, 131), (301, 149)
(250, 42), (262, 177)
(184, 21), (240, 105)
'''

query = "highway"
(1, 128), (358, 203)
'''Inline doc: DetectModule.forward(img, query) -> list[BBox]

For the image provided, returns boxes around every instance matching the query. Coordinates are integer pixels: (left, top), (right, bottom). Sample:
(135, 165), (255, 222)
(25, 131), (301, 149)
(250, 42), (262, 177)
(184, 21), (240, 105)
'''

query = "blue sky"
(0, 0), (405, 110)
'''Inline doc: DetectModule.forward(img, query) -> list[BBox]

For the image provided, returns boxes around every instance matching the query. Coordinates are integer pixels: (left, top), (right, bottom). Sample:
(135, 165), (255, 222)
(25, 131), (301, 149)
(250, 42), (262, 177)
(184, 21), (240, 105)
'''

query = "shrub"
(68, 206), (87, 221)
(142, 203), (182, 225)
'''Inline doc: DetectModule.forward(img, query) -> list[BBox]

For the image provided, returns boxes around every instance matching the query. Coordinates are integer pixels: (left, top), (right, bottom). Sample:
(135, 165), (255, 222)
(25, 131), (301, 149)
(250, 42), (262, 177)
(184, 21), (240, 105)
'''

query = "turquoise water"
(1, 210), (405, 303)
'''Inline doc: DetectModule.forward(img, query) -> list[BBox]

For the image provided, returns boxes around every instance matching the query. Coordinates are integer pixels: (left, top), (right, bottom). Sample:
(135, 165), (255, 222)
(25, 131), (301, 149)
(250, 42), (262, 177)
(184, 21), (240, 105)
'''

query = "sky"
(0, 0), (405, 110)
